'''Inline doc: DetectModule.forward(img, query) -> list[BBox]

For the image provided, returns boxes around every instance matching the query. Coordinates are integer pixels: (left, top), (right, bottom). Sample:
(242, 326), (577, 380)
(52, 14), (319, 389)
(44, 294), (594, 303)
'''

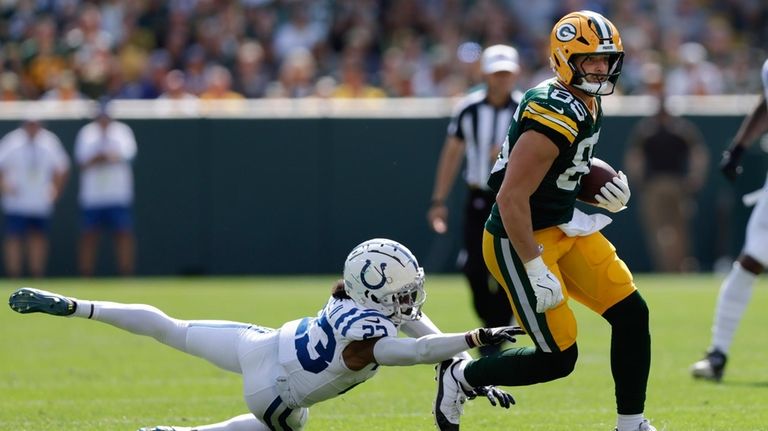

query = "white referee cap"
(481, 44), (520, 74)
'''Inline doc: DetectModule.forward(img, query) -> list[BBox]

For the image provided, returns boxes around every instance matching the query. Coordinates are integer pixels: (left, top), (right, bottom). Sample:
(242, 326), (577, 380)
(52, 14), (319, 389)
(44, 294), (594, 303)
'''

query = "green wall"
(0, 115), (763, 276)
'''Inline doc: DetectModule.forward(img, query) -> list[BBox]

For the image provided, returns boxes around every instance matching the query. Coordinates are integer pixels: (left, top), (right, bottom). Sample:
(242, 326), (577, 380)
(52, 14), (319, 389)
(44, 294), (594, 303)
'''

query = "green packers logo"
(556, 23), (577, 42)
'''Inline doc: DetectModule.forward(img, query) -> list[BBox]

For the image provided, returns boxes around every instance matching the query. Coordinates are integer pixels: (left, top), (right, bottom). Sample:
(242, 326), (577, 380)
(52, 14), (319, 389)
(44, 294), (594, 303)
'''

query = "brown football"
(577, 157), (618, 204)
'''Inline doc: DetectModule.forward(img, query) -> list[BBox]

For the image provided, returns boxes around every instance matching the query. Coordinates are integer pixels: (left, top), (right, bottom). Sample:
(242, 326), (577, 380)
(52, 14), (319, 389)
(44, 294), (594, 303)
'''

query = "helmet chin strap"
(574, 78), (616, 96)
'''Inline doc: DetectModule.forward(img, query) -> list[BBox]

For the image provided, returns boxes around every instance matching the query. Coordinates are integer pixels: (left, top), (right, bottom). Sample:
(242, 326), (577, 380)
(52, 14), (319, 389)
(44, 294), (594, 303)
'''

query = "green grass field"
(1, 275), (767, 431)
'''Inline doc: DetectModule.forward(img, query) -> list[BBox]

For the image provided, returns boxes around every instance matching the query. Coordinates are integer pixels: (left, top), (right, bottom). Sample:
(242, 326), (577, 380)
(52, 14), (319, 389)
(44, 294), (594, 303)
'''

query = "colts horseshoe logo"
(360, 259), (388, 289)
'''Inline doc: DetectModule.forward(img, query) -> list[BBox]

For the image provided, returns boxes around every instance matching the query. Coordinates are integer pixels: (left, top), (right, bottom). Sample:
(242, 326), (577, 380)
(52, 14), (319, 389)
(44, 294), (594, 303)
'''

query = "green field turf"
(1, 275), (767, 431)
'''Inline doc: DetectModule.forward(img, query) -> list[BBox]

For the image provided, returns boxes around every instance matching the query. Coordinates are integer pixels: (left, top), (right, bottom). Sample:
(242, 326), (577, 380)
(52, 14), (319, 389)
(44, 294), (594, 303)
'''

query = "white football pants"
(743, 171), (768, 266)
(84, 302), (308, 431)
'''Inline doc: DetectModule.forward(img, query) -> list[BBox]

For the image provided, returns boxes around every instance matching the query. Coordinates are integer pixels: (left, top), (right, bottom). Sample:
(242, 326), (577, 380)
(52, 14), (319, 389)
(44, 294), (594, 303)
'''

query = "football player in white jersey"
(690, 59), (768, 382)
(9, 238), (520, 431)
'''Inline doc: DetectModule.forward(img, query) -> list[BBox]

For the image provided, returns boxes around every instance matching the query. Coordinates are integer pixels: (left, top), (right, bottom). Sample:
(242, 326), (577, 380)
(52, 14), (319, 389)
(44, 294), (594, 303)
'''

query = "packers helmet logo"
(556, 23), (577, 42)
(361, 260), (389, 289)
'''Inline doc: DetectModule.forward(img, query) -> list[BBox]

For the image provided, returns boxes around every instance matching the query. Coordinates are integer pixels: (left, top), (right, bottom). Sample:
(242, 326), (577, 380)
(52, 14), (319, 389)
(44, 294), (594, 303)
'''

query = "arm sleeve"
(399, 313), (441, 338)
(372, 333), (471, 366)
(398, 313), (473, 361)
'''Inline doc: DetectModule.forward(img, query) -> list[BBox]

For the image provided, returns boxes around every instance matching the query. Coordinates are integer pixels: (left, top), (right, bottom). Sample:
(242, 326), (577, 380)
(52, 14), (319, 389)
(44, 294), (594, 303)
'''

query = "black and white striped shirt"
(447, 89), (521, 190)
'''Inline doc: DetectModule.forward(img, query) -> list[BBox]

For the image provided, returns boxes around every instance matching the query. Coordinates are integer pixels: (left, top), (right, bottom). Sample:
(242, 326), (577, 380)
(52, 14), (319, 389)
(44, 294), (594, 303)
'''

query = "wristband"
(465, 330), (482, 348)
(523, 255), (547, 275)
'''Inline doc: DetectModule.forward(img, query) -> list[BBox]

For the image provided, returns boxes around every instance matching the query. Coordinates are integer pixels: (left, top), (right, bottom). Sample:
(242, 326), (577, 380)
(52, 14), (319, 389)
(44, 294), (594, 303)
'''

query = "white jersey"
(0, 128), (70, 216)
(74, 120), (137, 207)
(276, 296), (398, 407)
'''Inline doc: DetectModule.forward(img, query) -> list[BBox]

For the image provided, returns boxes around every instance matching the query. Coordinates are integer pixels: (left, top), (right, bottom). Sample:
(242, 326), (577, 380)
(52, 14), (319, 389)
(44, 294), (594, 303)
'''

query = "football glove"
(594, 171), (630, 213)
(465, 326), (526, 348)
(524, 256), (564, 313)
(720, 146), (745, 181)
(468, 385), (515, 409)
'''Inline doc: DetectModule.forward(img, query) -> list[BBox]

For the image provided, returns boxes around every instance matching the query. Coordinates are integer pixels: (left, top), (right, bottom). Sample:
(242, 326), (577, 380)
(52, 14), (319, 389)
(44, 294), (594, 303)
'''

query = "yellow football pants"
(483, 226), (636, 353)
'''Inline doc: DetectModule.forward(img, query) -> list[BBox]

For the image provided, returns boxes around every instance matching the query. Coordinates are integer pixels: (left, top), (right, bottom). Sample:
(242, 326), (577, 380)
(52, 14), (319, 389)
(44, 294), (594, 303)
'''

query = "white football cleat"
(614, 418), (656, 431)
(433, 358), (468, 431)
(690, 349), (727, 382)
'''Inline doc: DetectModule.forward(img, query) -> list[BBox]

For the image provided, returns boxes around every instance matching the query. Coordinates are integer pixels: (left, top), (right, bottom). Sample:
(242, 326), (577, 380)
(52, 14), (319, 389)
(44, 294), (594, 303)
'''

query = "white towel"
(557, 208), (612, 237)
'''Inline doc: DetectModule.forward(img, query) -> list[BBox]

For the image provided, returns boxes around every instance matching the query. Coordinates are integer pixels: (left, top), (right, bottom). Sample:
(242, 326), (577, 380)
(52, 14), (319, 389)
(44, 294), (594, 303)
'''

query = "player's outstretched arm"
(400, 312), (473, 361)
(371, 326), (524, 367)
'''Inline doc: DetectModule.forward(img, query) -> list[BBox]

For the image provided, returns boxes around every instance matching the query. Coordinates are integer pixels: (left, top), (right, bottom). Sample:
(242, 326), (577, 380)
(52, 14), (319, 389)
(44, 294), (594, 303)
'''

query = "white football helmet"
(343, 238), (426, 324)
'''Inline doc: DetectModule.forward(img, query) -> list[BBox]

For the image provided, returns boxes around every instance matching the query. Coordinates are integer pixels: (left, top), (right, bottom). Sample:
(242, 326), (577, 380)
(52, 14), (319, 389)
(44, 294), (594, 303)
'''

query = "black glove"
(720, 145), (745, 181)
(468, 385), (515, 409)
(465, 326), (526, 348)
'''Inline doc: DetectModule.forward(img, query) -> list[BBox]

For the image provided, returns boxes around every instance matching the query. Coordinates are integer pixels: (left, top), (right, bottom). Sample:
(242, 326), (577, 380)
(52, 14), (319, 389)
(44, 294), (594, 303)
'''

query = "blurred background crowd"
(0, 0), (766, 102)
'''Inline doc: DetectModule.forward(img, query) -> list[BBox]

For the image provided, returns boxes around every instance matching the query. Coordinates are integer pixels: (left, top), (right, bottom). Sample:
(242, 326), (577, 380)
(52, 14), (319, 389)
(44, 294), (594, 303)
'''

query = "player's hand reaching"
(465, 326), (526, 348)
(524, 256), (564, 313)
(467, 385), (515, 409)
(594, 171), (630, 213)
(720, 146), (745, 181)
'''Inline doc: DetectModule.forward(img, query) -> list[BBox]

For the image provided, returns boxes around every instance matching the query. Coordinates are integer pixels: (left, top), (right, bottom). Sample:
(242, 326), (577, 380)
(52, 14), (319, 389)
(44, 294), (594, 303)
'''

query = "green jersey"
(486, 78), (603, 235)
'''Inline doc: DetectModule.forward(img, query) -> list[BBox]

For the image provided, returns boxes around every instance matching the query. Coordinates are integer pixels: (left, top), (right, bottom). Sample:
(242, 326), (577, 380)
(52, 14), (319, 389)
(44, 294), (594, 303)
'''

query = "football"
(577, 157), (618, 204)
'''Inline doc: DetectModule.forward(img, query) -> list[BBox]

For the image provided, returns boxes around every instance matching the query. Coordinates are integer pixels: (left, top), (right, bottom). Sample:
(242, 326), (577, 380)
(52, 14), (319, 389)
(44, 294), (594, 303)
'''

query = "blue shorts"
(81, 206), (133, 232)
(4, 214), (50, 236)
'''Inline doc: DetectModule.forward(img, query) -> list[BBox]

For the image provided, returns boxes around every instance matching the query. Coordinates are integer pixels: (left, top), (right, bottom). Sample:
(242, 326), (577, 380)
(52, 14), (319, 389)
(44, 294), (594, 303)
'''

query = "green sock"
(603, 292), (650, 414)
(464, 344), (578, 387)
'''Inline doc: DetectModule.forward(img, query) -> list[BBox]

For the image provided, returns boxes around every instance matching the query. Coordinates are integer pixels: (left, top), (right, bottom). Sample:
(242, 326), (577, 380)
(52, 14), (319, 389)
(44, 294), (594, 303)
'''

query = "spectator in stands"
(159, 70), (196, 101)
(200, 65), (244, 100)
(157, 69), (198, 116)
(272, 2), (327, 62)
(331, 56), (386, 98)
(1, 1), (768, 100)
(265, 48), (317, 98)
(183, 45), (209, 96)
(0, 72), (22, 101)
(21, 16), (68, 98)
(0, 117), (70, 278)
(40, 70), (87, 101)
(666, 42), (725, 95)
(233, 41), (270, 98)
(74, 101), (138, 277)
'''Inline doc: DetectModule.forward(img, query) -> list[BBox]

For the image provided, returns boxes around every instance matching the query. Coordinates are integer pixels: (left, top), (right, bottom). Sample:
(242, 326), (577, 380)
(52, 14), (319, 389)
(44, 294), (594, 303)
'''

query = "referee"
(428, 45), (520, 355)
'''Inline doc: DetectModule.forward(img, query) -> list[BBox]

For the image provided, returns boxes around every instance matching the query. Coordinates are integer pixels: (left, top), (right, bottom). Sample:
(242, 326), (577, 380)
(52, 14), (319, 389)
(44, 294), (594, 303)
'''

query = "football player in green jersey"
(432, 11), (655, 431)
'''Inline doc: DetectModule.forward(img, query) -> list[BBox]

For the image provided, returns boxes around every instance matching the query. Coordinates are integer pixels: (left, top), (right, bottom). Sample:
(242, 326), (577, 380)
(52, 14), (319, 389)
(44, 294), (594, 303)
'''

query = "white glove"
(524, 256), (564, 313)
(594, 171), (630, 213)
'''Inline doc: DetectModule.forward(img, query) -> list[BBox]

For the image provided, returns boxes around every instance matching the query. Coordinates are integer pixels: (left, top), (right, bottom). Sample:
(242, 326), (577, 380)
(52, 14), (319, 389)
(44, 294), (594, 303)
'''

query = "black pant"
(463, 188), (514, 328)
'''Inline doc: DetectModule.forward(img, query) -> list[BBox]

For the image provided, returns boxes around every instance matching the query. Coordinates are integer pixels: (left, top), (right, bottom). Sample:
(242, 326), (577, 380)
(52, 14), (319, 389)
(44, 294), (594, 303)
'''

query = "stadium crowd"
(0, 0), (766, 101)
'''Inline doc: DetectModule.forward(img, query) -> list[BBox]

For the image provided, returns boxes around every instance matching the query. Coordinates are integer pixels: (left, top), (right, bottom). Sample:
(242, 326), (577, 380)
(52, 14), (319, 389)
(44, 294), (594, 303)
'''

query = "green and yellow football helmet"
(549, 10), (624, 95)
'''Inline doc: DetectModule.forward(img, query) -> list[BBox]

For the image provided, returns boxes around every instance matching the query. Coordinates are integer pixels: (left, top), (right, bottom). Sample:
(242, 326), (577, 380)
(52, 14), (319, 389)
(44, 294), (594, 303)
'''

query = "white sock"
(70, 300), (188, 351)
(616, 413), (644, 431)
(711, 262), (756, 353)
(72, 299), (96, 319)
